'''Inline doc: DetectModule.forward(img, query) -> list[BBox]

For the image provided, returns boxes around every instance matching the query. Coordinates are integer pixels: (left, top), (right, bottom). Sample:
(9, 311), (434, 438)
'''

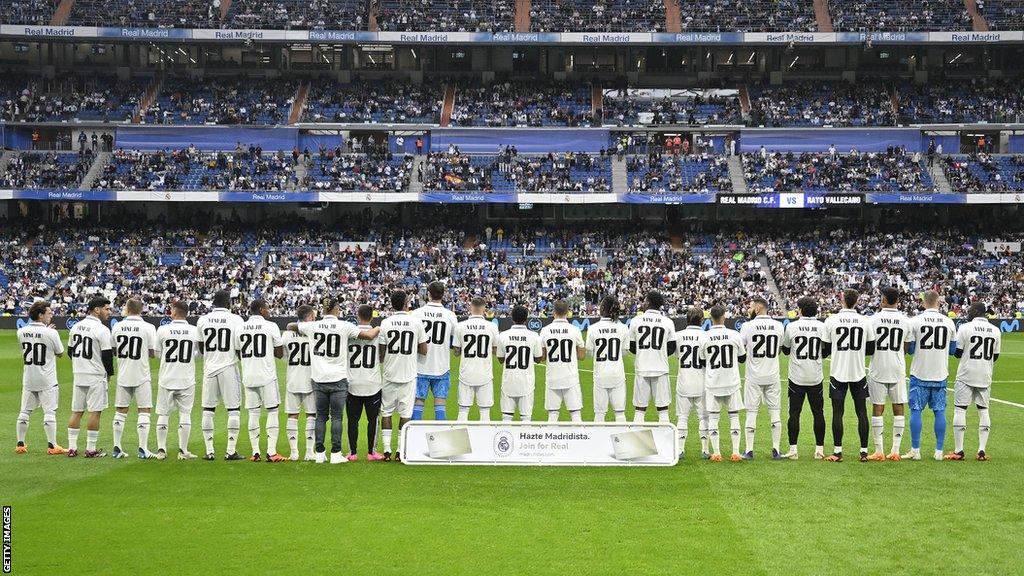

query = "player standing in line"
(822, 289), (875, 462)
(283, 305), (317, 461)
(700, 305), (746, 462)
(740, 296), (785, 460)
(346, 304), (384, 461)
(110, 299), (158, 459)
(866, 288), (913, 461)
(291, 297), (380, 464)
(539, 300), (586, 422)
(904, 290), (957, 461)
(379, 290), (428, 461)
(453, 298), (500, 422)
(948, 302), (1001, 461)
(411, 281), (457, 421)
(237, 299), (285, 463)
(196, 290), (245, 461)
(497, 305), (543, 421)
(585, 296), (629, 423)
(674, 307), (708, 459)
(154, 301), (201, 460)
(629, 290), (677, 423)
(15, 301), (66, 455)
(67, 296), (114, 458)
(780, 297), (829, 460)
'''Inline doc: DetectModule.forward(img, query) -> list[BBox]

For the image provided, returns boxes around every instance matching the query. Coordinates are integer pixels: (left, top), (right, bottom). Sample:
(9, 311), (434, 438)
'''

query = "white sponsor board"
(400, 421), (679, 466)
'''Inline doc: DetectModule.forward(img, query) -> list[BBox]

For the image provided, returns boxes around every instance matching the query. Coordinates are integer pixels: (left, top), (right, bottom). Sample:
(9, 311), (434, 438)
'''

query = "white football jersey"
(297, 315), (362, 383)
(584, 318), (629, 388)
(823, 309), (875, 383)
(348, 324), (383, 396)
(156, 320), (200, 390)
(628, 310), (676, 377)
(740, 315), (785, 386)
(454, 315), (501, 386)
(908, 309), (956, 381)
(236, 315), (282, 388)
(69, 315), (112, 378)
(700, 326), (745, 395)
(539, 319), (584, 390)
(497, 325), (543, 397)
(379, 312), (428, 383)
(112, 316), (158, 387)
(412, 302), (457, 376)
(954, 318), (1001, 388)
(282, 331), (312, 394)
(783, 318), (827, 386)
(196, 307), (245, 377)
(674, 326), (707, 397)
(17, 321), (63, 392)
(868, 308), (912, 384)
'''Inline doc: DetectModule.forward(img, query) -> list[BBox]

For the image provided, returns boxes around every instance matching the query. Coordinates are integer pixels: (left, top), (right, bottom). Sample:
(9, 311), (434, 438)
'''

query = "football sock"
(677, 416), (688, 450)
(178, 413), (192, 452)
(266, 408), (280, 455)
(594, 411), (606, 423)
(633, 409), (645, 423)
(953, 407), (967, 453)
(156, 415), (169, 451)
(978, 408), (991, 452)
(933, 409), (947, 452)
(202, 410), (215, 454)
(744, 411), (757, 453)
(548, 410), (559, 422)
(458, 407), (471, 421)
(909, 408), (923, 449)
(68, 427), (80, 451)
(434, 404), (447, 420)
(412, 404), (424, 420)
(16, 412), (29, 444)
(657, 409), (669, 423)
(708, 412), (721, 455)
(728, 412), (741, 455)
(569, 410), (582, 423)
(699, 419), (709, 454)
(892, 415), (905, 454)
(304, 417), (315, 456)
(86, 430), (98, 451)
(871, 415), (885, 452)
(226, 409), (241, 454)
(112, 411), (126, 449)
(769, 410), (782, 452)
(381, 428), (393, 453)
(43, 413), (57, 446)
(614, 411), (626, 422)
(478, 409), (490, 422)
(137, 412), (151, 452)
(287, 418), (299, 455)
(248, 409), (262, 454)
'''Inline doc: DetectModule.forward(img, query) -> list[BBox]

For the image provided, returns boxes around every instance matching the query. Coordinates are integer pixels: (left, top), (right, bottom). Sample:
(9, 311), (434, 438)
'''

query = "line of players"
(15, 282), (1000, 464)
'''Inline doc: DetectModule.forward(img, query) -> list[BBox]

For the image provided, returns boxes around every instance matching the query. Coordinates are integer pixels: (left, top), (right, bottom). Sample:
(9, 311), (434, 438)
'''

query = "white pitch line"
(540, 366), (1024, 409)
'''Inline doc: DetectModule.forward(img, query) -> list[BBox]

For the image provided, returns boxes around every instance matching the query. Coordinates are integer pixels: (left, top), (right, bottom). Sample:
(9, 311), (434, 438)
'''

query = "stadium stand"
(602, 89), (743, 127)
(530, 0), (666, 32)
(626, 153), (733, 193)
(450, 81), (596, 127)
(303, 153), (414, 191)
(828, 0), (973, 31)
(747, 81), (896, 127)
(92, 147), (299, 191)
(226, 0), (367, 30)
(898, 79), (1024, 124)
(0, 152), (94, 190)
(376, 0), (515, 32)
(302, 79), (443, 124)
(7, 0), (59, 25)
(142, 77), (298, 125)
(423, 148), (612, 192)
(68, 0), (221, 28)
(941, 154), (1024, 192)
(678, 0), (817, 32)
(742, 149), (934, 192)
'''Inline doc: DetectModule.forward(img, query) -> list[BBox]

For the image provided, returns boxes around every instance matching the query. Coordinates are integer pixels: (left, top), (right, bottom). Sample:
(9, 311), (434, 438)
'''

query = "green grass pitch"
(2, 329), (1023, 575)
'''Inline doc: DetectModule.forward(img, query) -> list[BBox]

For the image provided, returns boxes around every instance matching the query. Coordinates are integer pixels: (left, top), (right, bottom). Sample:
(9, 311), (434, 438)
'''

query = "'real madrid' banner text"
(401, 421), (679, 466)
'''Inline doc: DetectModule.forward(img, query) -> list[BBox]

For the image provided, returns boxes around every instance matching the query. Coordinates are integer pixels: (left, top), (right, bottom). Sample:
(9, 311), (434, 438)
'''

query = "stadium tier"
(741, 150), (935, 193)
(827, 0), (973, 32)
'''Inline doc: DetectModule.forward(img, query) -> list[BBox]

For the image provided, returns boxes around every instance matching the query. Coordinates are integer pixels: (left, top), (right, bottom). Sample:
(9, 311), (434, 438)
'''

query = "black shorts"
(829, 377), (868, 401)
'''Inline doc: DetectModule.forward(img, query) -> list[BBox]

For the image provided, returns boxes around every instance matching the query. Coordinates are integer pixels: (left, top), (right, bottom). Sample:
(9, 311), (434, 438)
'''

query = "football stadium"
(2, 1), (1024, 574)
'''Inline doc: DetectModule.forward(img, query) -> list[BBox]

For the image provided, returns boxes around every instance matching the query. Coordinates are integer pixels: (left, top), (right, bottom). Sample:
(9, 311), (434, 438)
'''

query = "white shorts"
(157, 387), (195, 416)
(382, 380), (415, 419)
(675, 393), (707, 420)
(202, 366), (242, 410)
(115, 383), (153, 409)
(499, 393), (532, 419)
(744, 380), (781, 411)
(545, 385), (583, 411)
(868, 377), (908, 405)
(458, 381), (494, 408)
(20, 386), (58, 414)
(244, 382), (281, 410)
(706, 390), (743, 413)
(71, 376), (108, 412)
(285, 390), (315, 414)
(953, 380), (991, 409)
(593, 384), (626, 413)
(633, 374), (671, 408)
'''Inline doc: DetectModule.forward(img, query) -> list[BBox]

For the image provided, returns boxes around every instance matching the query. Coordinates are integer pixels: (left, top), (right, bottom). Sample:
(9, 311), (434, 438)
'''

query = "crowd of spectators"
(627, 153), (732, 193)
(679, 0), (816, 32)
(941, 153), (1024, 193)
(982, 0), (1024, 30)
(742, 146), (934, 192)
(303, 80), (442, 124)
(828, 0), (972, 32)
(898, 79), (1024, 125)
(92, 144), (299, 190)
(530, 0), (665, 32)
(376, 0), (514, 32)
(7, 0), (58, 25)
(68, 0), (221, 28)
(303, 151), (414, 191)
(226, 0), (365, 30)
(143, 77), (297, 125)
(450, 81), (596, 127)
(0, 151), (94, 190)
(748, 81), (896, 127)
(602, 90), (743, 126)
